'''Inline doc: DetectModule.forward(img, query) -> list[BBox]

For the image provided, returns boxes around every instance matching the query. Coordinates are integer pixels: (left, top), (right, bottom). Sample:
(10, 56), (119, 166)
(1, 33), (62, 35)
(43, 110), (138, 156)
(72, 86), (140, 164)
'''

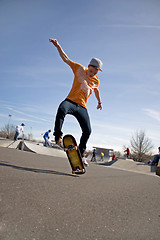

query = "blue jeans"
(53, 99), (91, 156)
(14, 131), (19, 141)
(43, 136), (49, 147)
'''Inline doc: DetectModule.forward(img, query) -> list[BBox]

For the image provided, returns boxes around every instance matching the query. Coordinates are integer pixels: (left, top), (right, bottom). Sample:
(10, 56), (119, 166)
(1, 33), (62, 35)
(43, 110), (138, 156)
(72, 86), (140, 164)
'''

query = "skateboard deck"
(63, 134), (85, 174)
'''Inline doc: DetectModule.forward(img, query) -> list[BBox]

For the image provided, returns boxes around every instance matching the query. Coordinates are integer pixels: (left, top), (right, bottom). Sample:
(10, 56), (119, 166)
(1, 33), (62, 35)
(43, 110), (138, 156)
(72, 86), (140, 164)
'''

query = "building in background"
(93, 147), (113, 161)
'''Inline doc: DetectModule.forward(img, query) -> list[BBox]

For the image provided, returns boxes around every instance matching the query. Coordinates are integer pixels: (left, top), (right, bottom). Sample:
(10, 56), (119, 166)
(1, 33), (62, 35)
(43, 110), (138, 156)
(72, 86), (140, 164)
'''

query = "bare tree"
(0, 124), (15, 139)
(28, 133), (33, 141)
(130, 130), (153, 162)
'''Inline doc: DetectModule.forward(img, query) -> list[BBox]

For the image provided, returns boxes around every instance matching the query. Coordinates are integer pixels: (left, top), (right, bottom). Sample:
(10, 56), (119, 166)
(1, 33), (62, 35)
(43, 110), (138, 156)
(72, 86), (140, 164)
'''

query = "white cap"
(89, 58), (103, 71)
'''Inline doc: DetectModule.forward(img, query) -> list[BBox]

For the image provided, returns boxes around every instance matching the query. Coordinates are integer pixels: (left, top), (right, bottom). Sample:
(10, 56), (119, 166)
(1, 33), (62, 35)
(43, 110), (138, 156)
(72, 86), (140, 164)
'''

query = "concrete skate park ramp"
(0, 138), (66, 158)
(0, 138), (21, 148)
(103, 158), (157, 175)
(17, 141), (66, 158)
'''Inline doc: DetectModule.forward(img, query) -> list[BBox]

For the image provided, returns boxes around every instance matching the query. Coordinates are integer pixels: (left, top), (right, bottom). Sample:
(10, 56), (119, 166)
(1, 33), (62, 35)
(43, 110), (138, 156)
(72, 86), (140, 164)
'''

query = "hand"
(97, 103), (102, 110)
(49, 38), (59, 47)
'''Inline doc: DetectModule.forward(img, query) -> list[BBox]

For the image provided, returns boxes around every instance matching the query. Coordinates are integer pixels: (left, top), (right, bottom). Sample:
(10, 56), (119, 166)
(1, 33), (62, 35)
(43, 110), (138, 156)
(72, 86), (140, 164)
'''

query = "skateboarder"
(124, 148), (130, 158)
(14, 123), (25, 141)
(41, 130), (51, 147)
(49, 38), (102, 157)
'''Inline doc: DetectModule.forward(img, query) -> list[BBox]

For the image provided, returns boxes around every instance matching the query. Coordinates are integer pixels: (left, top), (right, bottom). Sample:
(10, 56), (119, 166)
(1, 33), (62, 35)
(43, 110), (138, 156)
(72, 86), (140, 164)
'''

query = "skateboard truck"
(72, 167), (85, 174)
(64, 145), (77, 152)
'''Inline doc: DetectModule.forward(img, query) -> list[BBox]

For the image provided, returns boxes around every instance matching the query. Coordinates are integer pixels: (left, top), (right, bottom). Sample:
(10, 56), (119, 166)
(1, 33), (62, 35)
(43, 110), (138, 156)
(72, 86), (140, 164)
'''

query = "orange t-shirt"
(67, 61), (99, 108)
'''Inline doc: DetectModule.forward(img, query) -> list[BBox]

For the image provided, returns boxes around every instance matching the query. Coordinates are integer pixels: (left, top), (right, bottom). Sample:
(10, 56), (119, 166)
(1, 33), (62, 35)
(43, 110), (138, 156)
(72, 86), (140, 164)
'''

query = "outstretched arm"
(94, 88), (102, 110)
(49, 38), (71, 65)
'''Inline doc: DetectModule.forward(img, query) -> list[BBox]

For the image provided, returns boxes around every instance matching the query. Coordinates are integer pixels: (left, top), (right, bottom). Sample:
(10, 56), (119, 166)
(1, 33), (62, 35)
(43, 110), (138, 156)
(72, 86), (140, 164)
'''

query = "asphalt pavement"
(0, 147), (160, 240)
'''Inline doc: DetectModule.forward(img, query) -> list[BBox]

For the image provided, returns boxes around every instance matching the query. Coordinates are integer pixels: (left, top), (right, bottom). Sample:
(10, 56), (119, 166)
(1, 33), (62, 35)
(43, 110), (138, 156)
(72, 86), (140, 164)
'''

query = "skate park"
(1, 138), (159, 175)
(0, 138), (160, 240)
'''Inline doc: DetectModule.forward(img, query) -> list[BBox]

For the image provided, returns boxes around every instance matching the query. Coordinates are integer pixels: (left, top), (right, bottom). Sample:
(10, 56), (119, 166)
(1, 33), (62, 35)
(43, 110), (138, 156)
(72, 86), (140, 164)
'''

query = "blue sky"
(0, 0), (160, 152)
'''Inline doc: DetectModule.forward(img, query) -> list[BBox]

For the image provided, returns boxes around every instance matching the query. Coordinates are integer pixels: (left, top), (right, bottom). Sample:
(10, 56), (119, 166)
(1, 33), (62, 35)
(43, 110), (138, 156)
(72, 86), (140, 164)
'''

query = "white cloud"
(143, 108), (160, 122)
(5, 106), (52, 123)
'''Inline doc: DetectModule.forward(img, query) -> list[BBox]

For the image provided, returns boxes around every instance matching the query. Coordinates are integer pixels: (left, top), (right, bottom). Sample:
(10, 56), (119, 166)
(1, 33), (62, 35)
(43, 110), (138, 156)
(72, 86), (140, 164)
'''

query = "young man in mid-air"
(49, 38), (103, 159)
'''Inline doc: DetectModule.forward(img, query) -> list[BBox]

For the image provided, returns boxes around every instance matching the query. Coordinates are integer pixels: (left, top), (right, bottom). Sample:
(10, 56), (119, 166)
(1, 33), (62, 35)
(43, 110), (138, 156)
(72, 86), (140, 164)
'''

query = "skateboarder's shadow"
(0, 162), (79, 177)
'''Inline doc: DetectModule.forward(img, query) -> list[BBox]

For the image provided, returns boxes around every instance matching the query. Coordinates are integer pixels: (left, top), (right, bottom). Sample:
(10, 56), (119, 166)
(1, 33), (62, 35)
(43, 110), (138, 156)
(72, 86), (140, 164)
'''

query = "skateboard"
(63, 134), (85, 174)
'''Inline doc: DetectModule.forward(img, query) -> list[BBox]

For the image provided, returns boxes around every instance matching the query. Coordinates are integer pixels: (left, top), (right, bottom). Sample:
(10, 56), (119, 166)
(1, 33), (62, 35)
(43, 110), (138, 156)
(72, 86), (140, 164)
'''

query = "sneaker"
(55, 136), (62, 147)
(74, 169), (84, 174)
(82, 158), (89, 167)
(55, 135), (61, 143)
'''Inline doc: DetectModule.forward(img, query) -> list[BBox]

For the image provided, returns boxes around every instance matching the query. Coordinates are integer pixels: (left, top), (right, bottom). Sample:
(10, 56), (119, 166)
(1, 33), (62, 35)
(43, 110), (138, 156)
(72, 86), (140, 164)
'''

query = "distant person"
(14, 123), (25, 141)
(41, 130), (51, 147)
(112, 154), (116, 160)
(91, 149), (96, 162)
(151, 147), (160, 166)
(49, 38), (102, 158)
(101, 152), (104, 161)
(124, 148), (130, 158)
